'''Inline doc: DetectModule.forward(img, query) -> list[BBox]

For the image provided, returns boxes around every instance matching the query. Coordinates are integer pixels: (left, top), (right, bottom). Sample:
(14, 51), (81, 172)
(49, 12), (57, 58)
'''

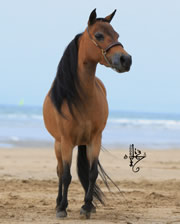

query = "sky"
(0, 0), (180, 114)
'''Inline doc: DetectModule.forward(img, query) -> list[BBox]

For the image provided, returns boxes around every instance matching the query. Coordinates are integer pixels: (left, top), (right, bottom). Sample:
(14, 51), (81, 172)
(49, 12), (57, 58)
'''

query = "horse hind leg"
(54, 140), (73, 218)
(77, 145), (96, 213)
(77, 137), (103, 219)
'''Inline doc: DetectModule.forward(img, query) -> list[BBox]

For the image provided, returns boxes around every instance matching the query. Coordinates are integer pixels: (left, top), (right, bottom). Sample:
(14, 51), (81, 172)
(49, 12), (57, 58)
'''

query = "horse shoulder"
(95, 77), (107, 97)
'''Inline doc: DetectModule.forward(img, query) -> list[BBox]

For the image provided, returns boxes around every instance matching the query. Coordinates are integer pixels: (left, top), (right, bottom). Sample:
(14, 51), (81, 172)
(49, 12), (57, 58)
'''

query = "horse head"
(86, 9), (132, 73)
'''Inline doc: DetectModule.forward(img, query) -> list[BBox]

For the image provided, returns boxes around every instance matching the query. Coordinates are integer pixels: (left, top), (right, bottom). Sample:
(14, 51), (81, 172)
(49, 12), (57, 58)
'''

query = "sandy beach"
(0, 147), (180, 224)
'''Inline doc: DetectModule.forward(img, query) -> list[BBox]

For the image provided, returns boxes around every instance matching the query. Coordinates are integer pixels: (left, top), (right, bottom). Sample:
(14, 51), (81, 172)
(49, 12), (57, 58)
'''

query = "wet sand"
(0, 147), (180, 223)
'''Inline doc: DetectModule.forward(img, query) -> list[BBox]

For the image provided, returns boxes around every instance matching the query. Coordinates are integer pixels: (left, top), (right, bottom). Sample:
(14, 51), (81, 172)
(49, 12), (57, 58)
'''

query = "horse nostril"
(120, 55), (126, 64)
(120, 55), (132, 69)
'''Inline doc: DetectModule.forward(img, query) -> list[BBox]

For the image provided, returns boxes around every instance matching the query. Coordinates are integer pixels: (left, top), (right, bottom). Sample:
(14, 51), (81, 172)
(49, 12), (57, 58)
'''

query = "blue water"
(0, 105), (180, 149)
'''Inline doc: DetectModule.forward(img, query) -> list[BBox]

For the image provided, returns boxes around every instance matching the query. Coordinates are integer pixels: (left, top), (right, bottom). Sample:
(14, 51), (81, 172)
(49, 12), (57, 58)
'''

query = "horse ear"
(88, 8), (97, 26)
(105, 9), (117, 23)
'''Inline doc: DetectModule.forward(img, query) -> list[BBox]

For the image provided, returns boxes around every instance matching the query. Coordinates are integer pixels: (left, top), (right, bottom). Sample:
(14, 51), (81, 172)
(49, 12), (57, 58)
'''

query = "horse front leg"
(54, 140), (73, 218)
(55, 141), (63, 210)
(80, 135), (101, 219)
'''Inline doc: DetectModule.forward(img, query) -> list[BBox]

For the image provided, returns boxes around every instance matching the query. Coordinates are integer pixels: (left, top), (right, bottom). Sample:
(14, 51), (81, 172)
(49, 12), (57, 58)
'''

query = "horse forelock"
(90, 17), (109, 25)
(96, 18), (109, 22)
(50, 33), (83, 118)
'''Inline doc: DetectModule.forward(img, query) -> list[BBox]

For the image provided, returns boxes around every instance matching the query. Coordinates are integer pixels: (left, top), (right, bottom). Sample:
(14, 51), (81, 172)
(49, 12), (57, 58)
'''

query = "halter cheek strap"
(86, 27), (123, 70)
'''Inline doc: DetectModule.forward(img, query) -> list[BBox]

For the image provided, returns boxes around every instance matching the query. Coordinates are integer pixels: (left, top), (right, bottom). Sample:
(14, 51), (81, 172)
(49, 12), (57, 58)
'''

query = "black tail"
(77, 145), (104, 204)
(77, 145), (120, 205)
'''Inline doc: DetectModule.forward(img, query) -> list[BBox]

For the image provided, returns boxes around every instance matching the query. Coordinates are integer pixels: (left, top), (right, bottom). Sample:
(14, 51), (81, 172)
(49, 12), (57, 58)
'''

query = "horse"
(43, 8), (132, 219)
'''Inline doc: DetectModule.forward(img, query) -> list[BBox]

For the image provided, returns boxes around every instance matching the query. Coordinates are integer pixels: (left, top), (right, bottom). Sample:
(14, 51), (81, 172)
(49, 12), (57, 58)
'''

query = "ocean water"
(0, 105), (180, 149)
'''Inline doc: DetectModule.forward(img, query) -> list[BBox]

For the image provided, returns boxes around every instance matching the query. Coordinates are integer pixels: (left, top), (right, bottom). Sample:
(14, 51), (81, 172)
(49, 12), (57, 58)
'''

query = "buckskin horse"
(43, 9), (132, 219)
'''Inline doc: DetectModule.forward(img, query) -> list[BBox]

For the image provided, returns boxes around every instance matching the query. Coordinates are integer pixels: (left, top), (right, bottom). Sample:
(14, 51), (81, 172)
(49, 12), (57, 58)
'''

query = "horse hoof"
(56, 210), (67, 218)
(80, 207), (91, 219)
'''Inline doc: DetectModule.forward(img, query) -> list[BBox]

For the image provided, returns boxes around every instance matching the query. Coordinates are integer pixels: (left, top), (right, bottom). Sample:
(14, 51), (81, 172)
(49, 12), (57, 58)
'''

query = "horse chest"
(80, 121), (92, 142)
(74, 118), (104, 145)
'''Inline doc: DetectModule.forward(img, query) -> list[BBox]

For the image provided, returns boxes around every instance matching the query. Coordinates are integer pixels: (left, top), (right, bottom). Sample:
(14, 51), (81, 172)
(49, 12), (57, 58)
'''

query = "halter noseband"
(86, 27), (123, 70)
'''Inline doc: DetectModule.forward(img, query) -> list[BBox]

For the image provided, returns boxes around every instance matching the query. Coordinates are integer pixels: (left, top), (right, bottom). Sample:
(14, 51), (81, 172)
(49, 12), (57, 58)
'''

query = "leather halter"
(86, 27), (123, 70)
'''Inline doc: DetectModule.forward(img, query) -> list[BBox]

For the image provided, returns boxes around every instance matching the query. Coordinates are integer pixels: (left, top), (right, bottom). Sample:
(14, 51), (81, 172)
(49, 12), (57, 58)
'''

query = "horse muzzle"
(111, 53), (132, 73)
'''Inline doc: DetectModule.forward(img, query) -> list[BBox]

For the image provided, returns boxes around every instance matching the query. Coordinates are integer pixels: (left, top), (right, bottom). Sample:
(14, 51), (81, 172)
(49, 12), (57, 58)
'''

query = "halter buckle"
(102, 49), (106, 55)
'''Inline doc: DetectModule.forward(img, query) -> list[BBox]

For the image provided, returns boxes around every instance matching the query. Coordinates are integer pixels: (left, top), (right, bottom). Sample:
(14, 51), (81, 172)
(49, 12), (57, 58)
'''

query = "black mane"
(50, 33), (82, 117)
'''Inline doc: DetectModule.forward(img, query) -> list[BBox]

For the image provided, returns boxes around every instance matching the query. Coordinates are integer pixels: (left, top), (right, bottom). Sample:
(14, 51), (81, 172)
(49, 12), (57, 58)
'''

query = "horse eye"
(94, 32), (104, 41)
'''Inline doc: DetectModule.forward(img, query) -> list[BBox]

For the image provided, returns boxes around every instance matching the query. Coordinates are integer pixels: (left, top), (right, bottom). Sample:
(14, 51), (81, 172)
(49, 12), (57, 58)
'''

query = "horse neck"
(77, 36), (97, 97)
